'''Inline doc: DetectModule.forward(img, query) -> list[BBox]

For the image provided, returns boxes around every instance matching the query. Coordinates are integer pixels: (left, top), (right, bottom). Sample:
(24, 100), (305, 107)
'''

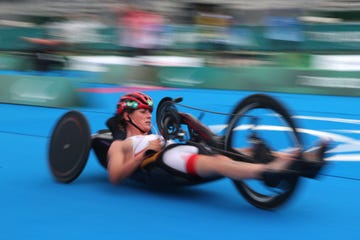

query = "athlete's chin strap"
(127, 116), (147, 134)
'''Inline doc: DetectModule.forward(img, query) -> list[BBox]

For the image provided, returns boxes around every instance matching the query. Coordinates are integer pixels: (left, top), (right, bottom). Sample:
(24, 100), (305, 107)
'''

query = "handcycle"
(48, 93), (327, 210)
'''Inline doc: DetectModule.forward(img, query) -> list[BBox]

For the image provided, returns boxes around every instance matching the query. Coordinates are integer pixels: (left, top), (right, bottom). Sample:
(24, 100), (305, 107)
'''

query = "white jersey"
(129, 134), (166, 155)
(129, 134), (200, 175)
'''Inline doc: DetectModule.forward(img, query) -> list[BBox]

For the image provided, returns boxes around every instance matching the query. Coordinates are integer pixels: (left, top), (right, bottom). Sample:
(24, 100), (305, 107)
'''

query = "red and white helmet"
(116, 92), (153, 115)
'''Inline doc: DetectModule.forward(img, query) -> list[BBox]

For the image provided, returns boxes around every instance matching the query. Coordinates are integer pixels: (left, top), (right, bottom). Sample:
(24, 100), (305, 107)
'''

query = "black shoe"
(292, 140), (328, 179)
(261, 169), (296, 188)
(301, 142), (329, 178)
(261, 140), (329, 187)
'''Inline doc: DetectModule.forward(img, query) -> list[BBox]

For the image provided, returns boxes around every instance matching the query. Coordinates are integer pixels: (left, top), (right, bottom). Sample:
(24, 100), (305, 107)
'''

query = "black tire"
(225, 94), (302, 210)
(156, 97), (181, 140)
(48, 110), (91, 183)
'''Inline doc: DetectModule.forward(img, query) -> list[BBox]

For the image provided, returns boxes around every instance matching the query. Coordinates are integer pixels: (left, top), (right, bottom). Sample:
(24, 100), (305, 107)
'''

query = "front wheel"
(225, 94), (302, 210)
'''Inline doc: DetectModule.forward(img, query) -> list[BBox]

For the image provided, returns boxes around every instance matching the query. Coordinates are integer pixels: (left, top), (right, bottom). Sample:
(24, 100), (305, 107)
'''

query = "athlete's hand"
(147, 138), (163, 152)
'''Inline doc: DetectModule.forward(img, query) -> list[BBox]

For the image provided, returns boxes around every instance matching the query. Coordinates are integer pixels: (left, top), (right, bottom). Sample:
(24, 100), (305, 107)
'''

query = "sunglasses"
(120, 100), (153, 110)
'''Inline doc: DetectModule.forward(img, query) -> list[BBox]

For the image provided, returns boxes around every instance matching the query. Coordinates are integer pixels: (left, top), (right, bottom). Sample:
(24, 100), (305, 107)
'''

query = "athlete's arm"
(107, 138), (162, 184)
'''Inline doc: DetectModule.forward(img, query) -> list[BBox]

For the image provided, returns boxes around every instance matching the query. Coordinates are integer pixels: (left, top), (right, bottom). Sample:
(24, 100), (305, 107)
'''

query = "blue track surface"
(1, 86), (359, 240)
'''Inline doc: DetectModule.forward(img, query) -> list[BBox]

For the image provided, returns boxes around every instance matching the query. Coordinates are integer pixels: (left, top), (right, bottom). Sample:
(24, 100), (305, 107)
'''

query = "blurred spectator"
(193, 3), (233, 51)
(21, 13), (106, 71)
(21, 37), (67, 71)
(117, 4), (165, 56)
(45, 13), (106, 44)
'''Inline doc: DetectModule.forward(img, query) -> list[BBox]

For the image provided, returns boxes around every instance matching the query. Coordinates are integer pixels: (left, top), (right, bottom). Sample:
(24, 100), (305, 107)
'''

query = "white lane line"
(294, 115), (360, 125)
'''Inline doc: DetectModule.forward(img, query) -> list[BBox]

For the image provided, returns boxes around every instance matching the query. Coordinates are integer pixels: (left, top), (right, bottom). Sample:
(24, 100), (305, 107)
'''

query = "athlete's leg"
(162, 144), (299, 180)
(193, 140), (328, 181)
(191, 152), (298, 180)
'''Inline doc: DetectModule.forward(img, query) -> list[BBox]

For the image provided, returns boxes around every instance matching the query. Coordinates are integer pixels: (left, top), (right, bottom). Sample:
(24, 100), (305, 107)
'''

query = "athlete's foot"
(303, 140), (328, 161)
(261, 149), (301, 187)
(267, 149), (301, 171)
(262, 140), (330, 187)
(298, 140), (329, 178)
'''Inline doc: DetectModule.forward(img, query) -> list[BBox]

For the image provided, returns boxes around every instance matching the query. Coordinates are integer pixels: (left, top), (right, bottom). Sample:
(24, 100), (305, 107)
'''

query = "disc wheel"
(225, 94), (302, 210)
(48, 110), (91, 183)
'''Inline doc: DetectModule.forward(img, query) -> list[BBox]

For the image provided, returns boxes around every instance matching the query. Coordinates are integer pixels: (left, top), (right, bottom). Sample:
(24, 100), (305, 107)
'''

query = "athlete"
(106, 92), (325, 185)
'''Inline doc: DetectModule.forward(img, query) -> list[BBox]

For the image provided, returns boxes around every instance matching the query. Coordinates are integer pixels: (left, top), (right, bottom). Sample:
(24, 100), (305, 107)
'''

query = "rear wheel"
(225, 94), (302, 210)
(48, 111), (91, 183)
